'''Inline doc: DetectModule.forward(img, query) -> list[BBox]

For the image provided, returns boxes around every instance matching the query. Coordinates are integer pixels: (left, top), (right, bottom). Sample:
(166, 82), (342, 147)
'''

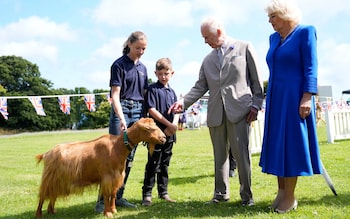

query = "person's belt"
(121, 99), (143, 105)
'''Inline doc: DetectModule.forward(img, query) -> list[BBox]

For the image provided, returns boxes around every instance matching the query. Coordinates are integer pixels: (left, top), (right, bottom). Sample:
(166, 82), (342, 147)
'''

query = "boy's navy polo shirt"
(109, 54), (148, 101)
(146, 81), (177, 135)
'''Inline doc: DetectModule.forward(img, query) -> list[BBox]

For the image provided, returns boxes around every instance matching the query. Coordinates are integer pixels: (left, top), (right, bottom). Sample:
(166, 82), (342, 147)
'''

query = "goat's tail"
(35, 154), (44, 165)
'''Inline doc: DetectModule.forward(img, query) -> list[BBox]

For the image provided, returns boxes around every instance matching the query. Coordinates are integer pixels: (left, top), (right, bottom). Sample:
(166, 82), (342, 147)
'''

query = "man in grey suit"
(169, 17), (264, 206)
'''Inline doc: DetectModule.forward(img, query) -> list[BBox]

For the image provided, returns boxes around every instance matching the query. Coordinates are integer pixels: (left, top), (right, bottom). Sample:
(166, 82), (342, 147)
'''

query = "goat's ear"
(145, 125), (154, 133)
(138, 119), (148, 129)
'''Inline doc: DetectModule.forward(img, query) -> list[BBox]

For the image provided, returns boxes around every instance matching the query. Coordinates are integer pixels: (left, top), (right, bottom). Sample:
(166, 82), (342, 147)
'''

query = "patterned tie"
(217, 48), (224, 66)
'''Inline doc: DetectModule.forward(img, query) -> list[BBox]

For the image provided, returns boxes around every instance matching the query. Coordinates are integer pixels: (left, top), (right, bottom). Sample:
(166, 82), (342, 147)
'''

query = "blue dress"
(259, 25), (323, 177)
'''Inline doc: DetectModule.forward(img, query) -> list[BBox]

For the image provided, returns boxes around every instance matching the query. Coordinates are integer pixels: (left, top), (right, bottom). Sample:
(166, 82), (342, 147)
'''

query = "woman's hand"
(299, 92), (312, 119)
(119, 119), (127, 132)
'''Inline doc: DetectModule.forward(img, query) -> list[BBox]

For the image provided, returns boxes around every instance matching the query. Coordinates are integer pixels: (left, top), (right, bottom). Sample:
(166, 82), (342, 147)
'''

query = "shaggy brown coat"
(35, 118), (166, 218)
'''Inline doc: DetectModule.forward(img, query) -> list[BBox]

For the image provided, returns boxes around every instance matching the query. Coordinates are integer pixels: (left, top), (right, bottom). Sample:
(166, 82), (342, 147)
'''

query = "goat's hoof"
(104, 212), (113, 218)
(47, 210), (56, 215)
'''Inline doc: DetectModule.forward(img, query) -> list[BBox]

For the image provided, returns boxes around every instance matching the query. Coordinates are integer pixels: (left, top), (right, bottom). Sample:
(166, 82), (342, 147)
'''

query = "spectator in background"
(178, 113), (186, 130)
(315, 99), (325, 126)
(178, 94), (186, 130)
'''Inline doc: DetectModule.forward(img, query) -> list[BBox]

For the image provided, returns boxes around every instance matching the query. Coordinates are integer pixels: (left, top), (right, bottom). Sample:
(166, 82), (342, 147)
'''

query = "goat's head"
(127, 118), (166, 154)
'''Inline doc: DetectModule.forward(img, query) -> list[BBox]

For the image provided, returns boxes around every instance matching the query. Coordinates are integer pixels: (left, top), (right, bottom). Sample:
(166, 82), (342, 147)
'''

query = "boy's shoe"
(141, 196), (152, 206)
(160, 194), (176, 203)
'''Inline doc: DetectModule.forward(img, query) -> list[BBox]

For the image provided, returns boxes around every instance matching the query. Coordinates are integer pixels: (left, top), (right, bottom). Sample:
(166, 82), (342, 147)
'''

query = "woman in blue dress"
(259, 0), (323, 213)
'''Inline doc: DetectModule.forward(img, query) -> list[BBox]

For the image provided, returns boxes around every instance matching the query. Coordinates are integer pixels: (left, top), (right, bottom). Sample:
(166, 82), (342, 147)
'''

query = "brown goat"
(35, 118), (166, 218)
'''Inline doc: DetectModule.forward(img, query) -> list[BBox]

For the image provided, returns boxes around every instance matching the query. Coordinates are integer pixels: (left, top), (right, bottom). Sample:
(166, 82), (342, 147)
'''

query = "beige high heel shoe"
(275, 200), (298, 214)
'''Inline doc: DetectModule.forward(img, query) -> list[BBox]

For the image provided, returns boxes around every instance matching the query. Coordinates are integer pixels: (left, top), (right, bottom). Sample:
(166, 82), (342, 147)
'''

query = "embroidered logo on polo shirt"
(138, 71), (145, 76)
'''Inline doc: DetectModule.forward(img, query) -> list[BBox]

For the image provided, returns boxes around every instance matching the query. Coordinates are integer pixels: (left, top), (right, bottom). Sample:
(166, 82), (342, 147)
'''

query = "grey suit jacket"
(183, 38), (264, 127)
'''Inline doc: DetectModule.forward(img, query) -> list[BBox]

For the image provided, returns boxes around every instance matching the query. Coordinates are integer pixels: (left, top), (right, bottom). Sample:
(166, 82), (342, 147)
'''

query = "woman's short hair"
(265, 0), (302, 24)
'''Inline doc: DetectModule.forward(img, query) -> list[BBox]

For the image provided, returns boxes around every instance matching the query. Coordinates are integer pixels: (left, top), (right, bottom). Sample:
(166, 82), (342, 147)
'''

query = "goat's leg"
(47, 197), (57, 214)
(110, 190), (117, 213)
(35, 198), (44, 218)
(103, 194), (114, 218)
(101, 180), (115, 218)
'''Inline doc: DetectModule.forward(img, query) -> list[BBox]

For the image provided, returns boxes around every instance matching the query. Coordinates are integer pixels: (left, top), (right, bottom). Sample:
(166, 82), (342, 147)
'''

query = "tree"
(0, 56), (69, 131)
(0, 55), (53, 93)
(0, 84), (6, 95)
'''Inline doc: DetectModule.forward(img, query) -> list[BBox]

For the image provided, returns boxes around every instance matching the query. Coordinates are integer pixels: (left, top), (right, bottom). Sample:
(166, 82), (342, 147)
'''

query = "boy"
(142, 58), (177, 206)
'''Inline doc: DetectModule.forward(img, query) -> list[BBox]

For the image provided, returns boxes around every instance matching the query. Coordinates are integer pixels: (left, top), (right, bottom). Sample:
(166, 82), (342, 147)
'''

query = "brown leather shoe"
(160, 194), (176, 203)
(142, 196), (152, 206)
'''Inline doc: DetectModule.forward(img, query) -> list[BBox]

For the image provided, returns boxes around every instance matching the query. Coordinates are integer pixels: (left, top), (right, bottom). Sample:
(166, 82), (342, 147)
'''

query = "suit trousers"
(209, 113), (253, 202)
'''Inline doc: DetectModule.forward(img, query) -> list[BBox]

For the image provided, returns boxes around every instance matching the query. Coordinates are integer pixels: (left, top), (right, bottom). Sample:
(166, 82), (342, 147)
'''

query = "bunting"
(0, 92), (108, 118)
(28, 97), (46, 116)
(58, 96), (71, 115)
(84, 94), (96, 112)
(0, 97), (9, 120)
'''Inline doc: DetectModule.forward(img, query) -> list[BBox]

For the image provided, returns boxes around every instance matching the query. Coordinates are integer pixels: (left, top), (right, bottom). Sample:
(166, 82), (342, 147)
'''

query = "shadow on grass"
(1, 192), (348, 219)
(0, 201), (102, 219)
(300, 191), (350, 207)
(0, 200), (273, 219)
(163, 174), (215, 185)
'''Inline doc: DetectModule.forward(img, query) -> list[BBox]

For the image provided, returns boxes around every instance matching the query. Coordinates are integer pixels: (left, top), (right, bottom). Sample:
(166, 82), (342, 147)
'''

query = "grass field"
(0, 124), (349, 219)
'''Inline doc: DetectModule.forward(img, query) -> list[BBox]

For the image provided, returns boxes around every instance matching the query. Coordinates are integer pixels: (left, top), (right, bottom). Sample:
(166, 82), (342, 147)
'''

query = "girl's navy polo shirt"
(109, 55), (148, 101)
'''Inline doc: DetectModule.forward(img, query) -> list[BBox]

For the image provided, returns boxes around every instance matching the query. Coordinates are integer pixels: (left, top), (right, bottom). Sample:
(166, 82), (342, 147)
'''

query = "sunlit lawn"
(0, 123), (349, 219)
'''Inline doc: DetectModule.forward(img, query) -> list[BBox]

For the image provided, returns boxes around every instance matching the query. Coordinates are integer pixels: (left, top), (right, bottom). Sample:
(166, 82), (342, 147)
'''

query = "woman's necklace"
(280, 25), (297, 44)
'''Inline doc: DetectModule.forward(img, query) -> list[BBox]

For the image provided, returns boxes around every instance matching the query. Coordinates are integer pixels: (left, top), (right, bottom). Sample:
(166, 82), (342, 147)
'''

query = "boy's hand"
(164, 123), (177, 136)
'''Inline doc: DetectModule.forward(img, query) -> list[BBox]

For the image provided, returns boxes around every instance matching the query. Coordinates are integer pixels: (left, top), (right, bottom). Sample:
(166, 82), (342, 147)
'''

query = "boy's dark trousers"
(142, 141), (174, 198)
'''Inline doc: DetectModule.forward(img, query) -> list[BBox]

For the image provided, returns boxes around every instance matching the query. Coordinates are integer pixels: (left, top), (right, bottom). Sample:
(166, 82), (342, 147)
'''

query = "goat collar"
(123, 130), (134, 152)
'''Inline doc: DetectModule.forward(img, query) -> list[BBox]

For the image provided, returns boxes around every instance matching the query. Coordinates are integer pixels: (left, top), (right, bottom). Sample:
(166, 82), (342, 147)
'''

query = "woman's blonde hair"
(265, 0), (302, 24)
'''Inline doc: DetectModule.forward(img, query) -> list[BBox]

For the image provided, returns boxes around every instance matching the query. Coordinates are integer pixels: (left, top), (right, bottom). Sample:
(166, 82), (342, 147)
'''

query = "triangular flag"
(58, 96), (70, 115)
(28, 97), (46, 116)
(84, 94), (96, 112)
(0, 97), (9, 120)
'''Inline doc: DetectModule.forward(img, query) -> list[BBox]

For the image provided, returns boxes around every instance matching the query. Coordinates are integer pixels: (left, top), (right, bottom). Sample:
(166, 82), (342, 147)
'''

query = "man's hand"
(168, 101), (184, 114)
(246, 107), (258, 123)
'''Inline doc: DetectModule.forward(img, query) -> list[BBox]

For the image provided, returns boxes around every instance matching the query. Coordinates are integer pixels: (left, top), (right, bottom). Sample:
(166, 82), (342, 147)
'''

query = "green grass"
(0, 124), (349, 219)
